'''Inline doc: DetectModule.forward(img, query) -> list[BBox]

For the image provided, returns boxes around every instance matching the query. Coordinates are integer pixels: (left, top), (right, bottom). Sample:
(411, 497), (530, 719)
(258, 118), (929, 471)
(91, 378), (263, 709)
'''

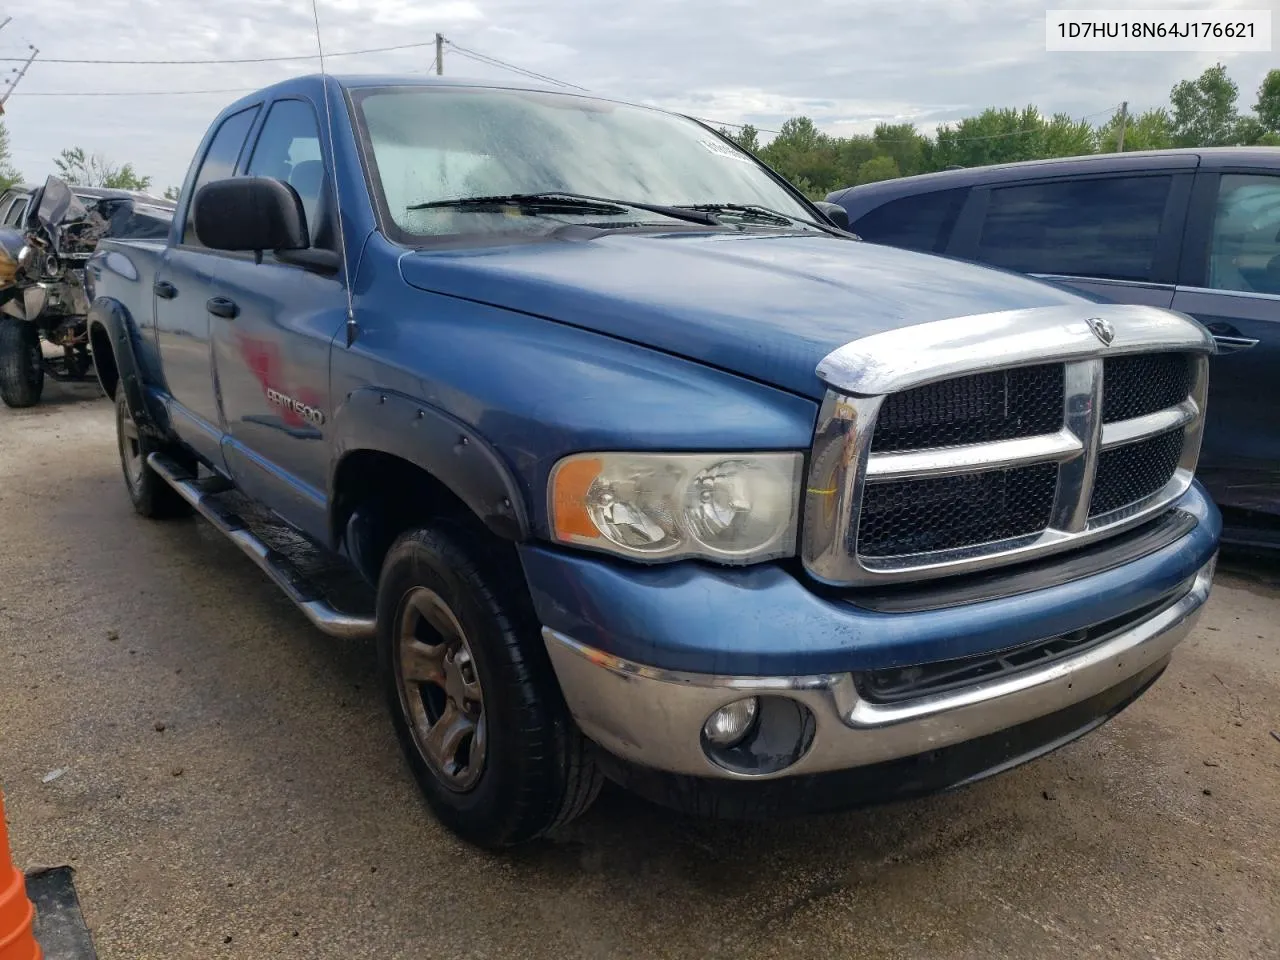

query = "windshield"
(351, 85), (817, 241)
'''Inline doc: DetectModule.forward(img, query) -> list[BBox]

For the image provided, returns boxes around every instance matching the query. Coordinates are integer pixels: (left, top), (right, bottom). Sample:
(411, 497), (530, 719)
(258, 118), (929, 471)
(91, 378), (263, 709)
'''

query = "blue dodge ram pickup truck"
(85, 74), (1221, 848)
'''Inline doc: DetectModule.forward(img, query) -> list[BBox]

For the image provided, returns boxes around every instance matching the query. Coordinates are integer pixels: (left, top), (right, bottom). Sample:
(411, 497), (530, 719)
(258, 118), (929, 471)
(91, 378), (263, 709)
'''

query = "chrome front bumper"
(543, 558), (1215, 780)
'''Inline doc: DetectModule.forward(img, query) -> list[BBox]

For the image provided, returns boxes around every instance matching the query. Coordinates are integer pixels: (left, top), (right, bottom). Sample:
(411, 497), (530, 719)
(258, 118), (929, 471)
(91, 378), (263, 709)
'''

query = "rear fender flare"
(86, 297), (167, 439)
(330, 387), (530, 543)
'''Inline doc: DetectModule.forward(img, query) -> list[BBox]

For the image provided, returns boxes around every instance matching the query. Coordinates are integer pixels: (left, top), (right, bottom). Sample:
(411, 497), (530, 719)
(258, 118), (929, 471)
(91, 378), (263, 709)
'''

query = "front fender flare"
(330, 386), (530, 542)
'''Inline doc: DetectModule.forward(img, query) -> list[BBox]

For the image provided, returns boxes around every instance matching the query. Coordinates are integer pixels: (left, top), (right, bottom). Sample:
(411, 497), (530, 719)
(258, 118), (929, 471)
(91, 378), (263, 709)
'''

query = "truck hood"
(398, 230), (1091, 399)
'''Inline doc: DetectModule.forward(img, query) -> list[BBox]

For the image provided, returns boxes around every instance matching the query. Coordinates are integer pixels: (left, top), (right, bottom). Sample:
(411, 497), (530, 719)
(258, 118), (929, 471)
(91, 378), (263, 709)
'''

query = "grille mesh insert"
(1090, 428), (1184, 517)
(1102, 353), (1194, 423)
(858, 464), (1058, 558)
(871, 364), (1064, 453)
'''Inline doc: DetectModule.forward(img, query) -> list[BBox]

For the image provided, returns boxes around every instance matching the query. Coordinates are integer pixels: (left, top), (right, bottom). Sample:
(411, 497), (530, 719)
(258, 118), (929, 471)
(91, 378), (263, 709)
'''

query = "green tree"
(54, 147), (153, 191)
(1255, 68), (1280, 133)
(163, 185), (181, 201)
(834, 134), (878, 187)
(759, 117), (842, 196)
(872, 123), (928, 177)
(103, 163), (152, 191)
(717, 124), (760, 154)
(0, 122), (20, 192)
(1096, 107), (1174, 152)
(1040, 113), (1096, 157)
(933, 106), (1054, 169)
(855, 155), (900, 184)
(1170, 63), (1240, 146)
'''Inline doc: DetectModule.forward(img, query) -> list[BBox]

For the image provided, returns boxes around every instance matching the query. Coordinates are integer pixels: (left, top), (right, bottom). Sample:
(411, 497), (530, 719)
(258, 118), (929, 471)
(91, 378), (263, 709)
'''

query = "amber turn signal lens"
(552, 457), (602, 541)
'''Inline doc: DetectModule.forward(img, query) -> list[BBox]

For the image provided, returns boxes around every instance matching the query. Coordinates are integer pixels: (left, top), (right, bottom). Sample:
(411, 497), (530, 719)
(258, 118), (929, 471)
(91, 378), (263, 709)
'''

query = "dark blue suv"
(828, 148), (1280, 549)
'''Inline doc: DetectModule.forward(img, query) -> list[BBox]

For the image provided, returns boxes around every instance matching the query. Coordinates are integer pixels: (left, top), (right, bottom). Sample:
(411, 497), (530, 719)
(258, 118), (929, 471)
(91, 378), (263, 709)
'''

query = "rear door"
(209, 96), (347, 540)
(1172, 167), (1280, 523)
(153, 104), (260, 463)
(947, 167), (1195, 308)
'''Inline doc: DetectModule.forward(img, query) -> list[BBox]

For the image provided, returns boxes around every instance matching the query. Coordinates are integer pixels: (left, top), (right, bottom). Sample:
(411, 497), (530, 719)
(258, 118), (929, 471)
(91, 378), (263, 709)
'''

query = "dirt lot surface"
(2, 384), (1278, 960)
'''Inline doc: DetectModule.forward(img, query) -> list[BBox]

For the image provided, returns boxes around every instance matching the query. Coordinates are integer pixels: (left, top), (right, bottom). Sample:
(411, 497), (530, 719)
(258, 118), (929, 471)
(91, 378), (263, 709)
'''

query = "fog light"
(702, 697), (759, 748)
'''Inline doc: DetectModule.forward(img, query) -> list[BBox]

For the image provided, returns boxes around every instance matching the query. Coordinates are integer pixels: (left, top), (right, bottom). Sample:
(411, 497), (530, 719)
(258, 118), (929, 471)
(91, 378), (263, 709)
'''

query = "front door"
(209, 97), (346, 541)
(1173, 170), (1280, 527)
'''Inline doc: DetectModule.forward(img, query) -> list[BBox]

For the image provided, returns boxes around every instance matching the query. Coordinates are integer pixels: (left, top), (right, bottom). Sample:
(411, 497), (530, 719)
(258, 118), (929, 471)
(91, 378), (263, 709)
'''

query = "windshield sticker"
(698, 138), (755, 164)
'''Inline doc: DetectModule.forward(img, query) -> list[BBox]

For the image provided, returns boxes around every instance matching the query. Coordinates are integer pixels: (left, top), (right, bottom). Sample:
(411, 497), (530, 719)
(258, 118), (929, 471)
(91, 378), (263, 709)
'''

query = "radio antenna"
(309, 0), (358, 347)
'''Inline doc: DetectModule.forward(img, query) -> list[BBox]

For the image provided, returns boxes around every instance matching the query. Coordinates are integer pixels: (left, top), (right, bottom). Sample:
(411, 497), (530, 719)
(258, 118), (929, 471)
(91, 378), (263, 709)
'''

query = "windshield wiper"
(406, 192), (719, 226)
(679, 203), (820, 228)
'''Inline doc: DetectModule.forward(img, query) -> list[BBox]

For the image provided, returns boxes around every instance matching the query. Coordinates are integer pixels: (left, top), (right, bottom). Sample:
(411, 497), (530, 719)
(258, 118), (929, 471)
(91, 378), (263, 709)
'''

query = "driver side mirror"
(193, 177), (309, 255)
(812, 201), (850, 231)
(193, 177), (341, 273)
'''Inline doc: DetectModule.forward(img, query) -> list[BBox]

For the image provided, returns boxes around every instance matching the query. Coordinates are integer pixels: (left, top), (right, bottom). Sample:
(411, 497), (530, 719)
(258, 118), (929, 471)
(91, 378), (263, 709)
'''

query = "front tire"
(115, 390), (191, 519)
(0, 317), (44, 408)
(377, 525), (601, 849)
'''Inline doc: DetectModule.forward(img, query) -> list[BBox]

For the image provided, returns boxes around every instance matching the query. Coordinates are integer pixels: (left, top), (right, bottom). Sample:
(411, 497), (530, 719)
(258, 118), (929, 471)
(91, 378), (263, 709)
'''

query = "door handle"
(154, 280), (177, 299)
(206, 296), (239, 320)
(1212, 334), (1259, 355)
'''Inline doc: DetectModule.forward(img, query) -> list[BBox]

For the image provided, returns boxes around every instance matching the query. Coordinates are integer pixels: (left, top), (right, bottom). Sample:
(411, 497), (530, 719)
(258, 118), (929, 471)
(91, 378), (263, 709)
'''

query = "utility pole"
(1116, 101), (1128, 153)
(0, 17), (12, 32)
(435, 33), (443, 75)
(0, 45), (37, 114)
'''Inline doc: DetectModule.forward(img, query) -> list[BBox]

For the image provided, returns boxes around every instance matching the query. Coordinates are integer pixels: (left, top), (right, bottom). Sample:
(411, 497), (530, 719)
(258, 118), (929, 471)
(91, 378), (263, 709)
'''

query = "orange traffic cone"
(0, 789), (40, 960)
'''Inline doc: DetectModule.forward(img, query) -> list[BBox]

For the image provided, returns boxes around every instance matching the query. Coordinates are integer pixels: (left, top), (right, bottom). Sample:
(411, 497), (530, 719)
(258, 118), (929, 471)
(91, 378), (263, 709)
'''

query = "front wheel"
(0, 317), (44, 408)
(377, 525), (601, 848)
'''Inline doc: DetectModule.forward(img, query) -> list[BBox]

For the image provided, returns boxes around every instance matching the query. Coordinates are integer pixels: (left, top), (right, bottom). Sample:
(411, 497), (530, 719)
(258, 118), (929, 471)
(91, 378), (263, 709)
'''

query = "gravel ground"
(1, 383), (1277, 960)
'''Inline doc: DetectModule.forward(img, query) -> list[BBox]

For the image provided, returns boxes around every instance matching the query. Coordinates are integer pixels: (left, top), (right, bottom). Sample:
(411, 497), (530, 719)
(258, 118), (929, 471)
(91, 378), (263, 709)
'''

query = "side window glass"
(1208, 174), (1280, 296)
(245, 99), (325, 245)
(976, 176), (1172, 282)
(2, 197), (23, 226)
(852, 189), (968, 253)
(183, 106), (260, 247)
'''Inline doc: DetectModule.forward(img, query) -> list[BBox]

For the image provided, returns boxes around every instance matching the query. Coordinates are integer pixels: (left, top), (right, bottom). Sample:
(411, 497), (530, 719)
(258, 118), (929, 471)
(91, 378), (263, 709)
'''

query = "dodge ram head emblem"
(1086, 317), (1115, 346)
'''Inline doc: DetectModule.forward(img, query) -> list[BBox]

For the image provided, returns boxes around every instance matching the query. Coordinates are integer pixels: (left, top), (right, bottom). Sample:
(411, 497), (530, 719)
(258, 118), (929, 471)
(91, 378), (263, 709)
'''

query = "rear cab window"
(852, 188), (968, 253)
(2, 195), (28, 227)
(181, 105), (261, 247)
(975, 176), (1173, 282)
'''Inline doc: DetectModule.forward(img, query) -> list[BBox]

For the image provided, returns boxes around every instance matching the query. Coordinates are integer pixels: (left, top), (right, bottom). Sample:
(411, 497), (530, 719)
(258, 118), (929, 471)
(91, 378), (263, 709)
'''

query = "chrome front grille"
(802, 305), (1217, 586)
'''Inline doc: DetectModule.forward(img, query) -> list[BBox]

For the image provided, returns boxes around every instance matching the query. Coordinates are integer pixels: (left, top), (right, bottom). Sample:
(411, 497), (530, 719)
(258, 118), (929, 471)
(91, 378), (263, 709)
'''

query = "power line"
(442, 39), (588, 91)
(11, 86), (258, 97)
(700, 118), (780, 135)
(0, 38), (437, 65)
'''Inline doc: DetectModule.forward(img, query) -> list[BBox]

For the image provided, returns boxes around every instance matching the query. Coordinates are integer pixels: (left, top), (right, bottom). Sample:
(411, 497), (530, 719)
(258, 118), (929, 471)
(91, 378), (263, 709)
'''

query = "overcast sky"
(1, 0), (1274, 193)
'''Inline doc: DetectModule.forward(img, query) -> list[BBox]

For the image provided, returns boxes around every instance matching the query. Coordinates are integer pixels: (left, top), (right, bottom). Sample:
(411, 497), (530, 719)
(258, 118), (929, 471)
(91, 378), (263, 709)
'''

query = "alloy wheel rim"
(394, 586), (487, 792)
(118, 400), (144, 491)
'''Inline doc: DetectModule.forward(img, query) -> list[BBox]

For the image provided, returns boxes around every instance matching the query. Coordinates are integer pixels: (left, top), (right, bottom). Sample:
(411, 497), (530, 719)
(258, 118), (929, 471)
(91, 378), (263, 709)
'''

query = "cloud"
(1, 0), (1274, 191)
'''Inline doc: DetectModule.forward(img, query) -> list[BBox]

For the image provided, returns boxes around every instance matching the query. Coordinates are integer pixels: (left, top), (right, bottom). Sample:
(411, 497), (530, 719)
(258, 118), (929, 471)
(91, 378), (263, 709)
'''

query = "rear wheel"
(0, 317), (44, 408)
(115, 390), (191, 518)
(377, 525), (601, 849)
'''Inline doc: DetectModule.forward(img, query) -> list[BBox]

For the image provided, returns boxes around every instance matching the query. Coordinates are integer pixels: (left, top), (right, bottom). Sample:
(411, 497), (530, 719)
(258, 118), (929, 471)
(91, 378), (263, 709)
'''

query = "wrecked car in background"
(0, 177), (175, 407)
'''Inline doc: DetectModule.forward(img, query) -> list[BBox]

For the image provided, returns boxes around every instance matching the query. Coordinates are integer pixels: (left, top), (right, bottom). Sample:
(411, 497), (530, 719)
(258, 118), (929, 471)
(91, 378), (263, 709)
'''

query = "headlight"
(549, 451), (803, 563)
